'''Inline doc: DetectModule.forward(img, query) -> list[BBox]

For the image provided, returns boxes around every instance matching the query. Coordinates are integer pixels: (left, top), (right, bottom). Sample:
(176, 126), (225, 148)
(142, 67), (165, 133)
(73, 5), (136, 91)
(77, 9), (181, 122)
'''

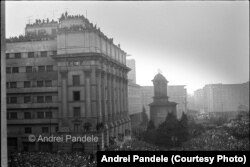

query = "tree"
(178, 112), (189, 142)
(140, 106), (149, 129)
(147, 120), (155, 131)
(156, 112), (180, 148)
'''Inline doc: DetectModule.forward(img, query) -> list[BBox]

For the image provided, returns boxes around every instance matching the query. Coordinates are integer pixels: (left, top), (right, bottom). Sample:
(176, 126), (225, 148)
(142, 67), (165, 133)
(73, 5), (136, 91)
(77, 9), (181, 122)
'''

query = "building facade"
(128, 82), (143, 128)
(190, 82), (249, 118)
(126, 58), (143, 129)
(126, 59), (136, 84)
(6, 13), (131, 153)
(203, 83), (249, 113)
(1, 1), (8, 166)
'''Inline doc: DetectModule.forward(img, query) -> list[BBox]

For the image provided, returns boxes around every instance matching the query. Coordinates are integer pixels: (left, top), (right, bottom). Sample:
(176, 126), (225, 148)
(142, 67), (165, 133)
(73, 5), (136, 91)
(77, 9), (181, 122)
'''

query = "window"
(10, 97), (17, 104)
(37, 96), (44, 103)
(73, 107), (81, 117)
(45, 80), (52, 87)
(37, 112), (44, 119)
(28, 52), (35, 58)
(74, 124), (80, 132)
(6, 82), (9, 89)
(45, 111), (52, 119)
(24, 127), (32, 134)
(24, 112), (31, 119)
(10, 82), (17, 88)
(46, 65), (53, 72)
(38, 66), (45, 72)
(26, 66), (32, 73)
(10, 112), (17, 119)
(42, 127), (49, 133)
(72, 75), (80, 86)
(45, 96), (52, 103)
(52, 29), (57, 36)
(55, 126), (59, 132)
(24, 81), (31, 88)
(6, 67), (11, 73)
(12, 67), (19, 73)
(24, 96), (31, 103)
(6, 53), (10, 59)
(41, 51), (47, 57)
(37, 81), (44, 87)
(14, 53), (21, 59)
(73, 91), (80, 101)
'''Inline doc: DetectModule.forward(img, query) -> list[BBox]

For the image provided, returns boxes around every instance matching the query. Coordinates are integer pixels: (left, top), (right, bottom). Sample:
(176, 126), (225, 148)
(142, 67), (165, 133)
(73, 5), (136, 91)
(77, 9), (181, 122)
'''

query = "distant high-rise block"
(126, 59), (136, 84)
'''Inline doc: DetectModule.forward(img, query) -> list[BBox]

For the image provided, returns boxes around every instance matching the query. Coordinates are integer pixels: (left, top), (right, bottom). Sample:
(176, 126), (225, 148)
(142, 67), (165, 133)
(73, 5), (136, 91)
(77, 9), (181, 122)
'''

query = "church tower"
(149, 73), (177, 128)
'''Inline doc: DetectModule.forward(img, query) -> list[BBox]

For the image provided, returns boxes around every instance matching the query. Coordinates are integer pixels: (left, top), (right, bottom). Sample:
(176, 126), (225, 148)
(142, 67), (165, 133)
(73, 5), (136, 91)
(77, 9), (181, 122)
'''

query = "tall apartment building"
(193, 89), (205, 112)
(203, 82), (249, 113)
(126, 59), (143, 129)
(126, 59), (136, 84)
(141, 85), (187, 120)
(6, 13), (131, 152)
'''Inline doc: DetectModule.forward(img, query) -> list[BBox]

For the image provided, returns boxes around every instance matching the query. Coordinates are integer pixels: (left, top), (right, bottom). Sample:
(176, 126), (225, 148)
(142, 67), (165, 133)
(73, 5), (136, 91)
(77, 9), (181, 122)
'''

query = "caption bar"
(97, 151), (248, 167)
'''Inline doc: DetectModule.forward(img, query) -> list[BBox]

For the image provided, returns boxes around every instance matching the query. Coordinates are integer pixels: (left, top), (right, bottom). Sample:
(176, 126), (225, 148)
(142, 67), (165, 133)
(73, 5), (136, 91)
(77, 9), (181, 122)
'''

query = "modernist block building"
(6, 13), (131, 152)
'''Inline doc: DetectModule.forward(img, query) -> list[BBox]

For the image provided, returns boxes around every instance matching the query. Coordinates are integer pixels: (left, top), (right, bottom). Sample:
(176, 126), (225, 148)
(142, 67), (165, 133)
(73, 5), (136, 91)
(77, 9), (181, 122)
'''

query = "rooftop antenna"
(27, 16), (32, 24)
(50, 9), (58, 20)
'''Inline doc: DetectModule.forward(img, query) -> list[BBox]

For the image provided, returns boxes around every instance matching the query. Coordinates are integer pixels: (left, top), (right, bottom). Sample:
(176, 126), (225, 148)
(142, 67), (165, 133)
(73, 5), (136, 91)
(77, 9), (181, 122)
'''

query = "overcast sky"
(6, 1), (249, 94)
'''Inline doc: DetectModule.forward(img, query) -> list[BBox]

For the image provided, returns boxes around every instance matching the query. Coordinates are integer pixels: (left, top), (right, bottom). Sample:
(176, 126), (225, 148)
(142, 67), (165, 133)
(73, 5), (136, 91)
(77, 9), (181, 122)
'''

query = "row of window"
(24, 127), (54, 134)
(6, 80), (53, 88)
(8, 108), (80, 120)
(23, 125), (87, 134)
(7, 91), (79, 104)
(6, 51), (57, 59)
(6, 65), (53, 73)
(7, 96), (53, 104)
(7, 111), (52, 120)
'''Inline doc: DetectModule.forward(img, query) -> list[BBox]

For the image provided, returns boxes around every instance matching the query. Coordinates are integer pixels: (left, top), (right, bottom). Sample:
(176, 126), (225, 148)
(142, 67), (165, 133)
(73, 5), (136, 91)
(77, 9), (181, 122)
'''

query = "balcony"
(7, 118), (58, 125)
(7, 87), (58, 94)
(7, 102), (58, 109)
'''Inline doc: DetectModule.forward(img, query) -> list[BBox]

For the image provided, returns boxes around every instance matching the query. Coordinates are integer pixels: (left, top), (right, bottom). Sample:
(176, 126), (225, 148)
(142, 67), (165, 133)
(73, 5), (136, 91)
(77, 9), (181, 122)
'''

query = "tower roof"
(153, 73), (168, 82)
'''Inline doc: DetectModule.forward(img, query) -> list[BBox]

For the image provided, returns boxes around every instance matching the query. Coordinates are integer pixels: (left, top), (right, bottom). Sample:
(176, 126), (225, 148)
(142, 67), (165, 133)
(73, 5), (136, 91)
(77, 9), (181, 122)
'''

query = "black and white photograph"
(1, 0), (249, 167)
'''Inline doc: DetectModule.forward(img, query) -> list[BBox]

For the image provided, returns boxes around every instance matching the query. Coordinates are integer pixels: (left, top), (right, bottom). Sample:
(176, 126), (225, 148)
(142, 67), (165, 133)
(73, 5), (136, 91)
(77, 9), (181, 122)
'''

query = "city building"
(203, 82), (249, 114)
(149, 73), (177, 128)
(6, 12), (131, 153)
(193, 89), (204, 112)
(126, 59), (136, 84)
(190, 82), (249, 118)
(126, 58), (143, 129)
(128, 82), (143, 129)
(1, 1), (8, 166)
(141, 85), (187, 120)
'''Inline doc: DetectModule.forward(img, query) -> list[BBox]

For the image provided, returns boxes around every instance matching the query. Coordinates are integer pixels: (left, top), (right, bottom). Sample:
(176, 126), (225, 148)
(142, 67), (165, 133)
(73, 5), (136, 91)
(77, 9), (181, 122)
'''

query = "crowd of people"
(27, 18), (58, 27)
(182, 119), (249, 151)
(7, 118), (249, 166)
(6, 34), (56, 43)
(107, 139), (161, 151)
(8, 152), (96, 167)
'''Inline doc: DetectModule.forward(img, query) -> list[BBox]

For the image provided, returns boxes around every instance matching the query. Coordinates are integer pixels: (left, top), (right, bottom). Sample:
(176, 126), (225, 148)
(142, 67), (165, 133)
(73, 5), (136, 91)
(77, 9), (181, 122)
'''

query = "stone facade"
(6, 13), (131, 153)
